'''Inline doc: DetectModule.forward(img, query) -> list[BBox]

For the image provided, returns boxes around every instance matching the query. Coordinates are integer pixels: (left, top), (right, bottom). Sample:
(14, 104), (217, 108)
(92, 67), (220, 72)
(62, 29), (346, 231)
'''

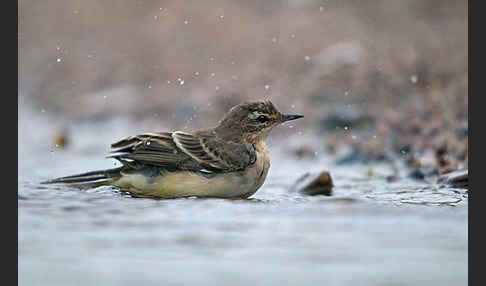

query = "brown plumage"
(42, 100), (303, 199)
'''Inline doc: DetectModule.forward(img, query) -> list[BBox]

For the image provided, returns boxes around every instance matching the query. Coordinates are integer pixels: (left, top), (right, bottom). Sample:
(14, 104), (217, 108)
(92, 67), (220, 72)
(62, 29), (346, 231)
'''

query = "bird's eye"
(257, 115), (269, 123)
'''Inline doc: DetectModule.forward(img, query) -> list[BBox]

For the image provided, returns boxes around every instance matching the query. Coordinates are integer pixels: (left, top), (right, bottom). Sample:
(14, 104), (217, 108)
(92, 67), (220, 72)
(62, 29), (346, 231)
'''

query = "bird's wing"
(110, 132), (175, 152)
(172, 131), (256, 171)
(109, 131), (255, 172)
(109, 132), (199, 171)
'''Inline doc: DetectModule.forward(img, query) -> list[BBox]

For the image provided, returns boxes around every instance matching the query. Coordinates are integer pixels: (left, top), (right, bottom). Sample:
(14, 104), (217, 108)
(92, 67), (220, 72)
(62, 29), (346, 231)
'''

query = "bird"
(42, 100), (303, 199)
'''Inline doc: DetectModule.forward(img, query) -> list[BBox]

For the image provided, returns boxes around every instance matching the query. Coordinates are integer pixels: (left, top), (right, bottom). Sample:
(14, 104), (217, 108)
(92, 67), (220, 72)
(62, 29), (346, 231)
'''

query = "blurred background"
(19, 0), (467, 171)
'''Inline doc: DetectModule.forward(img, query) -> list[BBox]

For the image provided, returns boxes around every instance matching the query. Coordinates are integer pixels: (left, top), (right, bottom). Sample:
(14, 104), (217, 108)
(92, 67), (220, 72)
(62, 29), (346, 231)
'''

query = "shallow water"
(19, 104), (467, 286)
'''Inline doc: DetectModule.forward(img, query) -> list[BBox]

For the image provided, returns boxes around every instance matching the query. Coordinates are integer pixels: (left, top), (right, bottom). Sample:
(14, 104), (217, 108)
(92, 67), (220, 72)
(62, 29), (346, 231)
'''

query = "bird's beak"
(282, 114), (304, 122)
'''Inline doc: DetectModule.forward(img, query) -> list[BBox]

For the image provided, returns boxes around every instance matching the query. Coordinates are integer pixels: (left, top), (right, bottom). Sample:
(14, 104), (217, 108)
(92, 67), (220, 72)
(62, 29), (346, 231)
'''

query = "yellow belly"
(113, 142), (270, 199)
(114, 158), (269, 199)
(114, 170), (261, 199)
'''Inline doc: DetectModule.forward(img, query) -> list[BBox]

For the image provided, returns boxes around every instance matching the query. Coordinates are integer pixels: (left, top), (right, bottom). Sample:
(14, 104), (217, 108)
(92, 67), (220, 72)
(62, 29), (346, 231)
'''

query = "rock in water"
(408, 169), (425, 180)
(437, 169), (468, 189)
(292, 171), (334, 196)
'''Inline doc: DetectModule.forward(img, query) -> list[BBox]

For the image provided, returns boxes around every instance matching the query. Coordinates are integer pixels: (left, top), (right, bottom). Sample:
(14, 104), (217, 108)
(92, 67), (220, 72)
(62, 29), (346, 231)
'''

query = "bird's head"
(217, 100), (304, 143)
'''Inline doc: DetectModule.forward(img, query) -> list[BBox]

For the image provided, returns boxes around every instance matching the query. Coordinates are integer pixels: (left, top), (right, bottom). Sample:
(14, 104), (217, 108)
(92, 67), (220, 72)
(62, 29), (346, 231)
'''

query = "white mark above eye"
(248, 111), (259, 119)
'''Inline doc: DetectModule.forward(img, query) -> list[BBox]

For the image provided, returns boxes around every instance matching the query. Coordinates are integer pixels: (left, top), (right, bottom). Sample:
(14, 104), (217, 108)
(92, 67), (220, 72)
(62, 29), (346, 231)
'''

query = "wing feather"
(109, 131), (255, 172)
(172, 131), (255, 171)
(108, 132), (192, 169)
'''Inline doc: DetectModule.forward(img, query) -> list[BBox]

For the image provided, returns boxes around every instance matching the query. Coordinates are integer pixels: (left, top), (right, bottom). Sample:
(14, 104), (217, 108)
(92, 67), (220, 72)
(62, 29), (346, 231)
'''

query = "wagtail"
(42, 100), (303, 199)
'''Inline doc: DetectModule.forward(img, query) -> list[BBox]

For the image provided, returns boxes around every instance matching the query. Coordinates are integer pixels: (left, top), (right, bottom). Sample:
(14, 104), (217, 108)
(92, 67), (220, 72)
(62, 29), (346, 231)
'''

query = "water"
(18, 104), (467, 286)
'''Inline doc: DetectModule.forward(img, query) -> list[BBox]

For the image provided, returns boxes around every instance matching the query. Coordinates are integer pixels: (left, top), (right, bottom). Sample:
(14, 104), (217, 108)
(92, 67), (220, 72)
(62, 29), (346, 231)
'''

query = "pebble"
(408, 169), (425, 181)
(291, 171), (334, 196)
(438, 169), (468, 189)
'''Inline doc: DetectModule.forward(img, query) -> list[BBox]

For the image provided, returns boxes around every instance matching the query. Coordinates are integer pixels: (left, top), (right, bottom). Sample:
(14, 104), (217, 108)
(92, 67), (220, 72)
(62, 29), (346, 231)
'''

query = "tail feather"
(41, 167), (123, 187)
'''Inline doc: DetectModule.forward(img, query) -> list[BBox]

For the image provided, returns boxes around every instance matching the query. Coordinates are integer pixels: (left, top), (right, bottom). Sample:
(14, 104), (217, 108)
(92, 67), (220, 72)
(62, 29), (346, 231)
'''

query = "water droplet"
(41, 109), (45, 113)
(210, 73), (215, 77)
(179, 80), (184, 85)
(184, 20), (189, 24)
(56, 58), (62, 63)
(194, 71), (199, 76)
(264, 84), (270, 90)
(219, 15), (224, 19)
(215, 86), (220, 90)
(154, 15), (158, 20)
(410, 75), (418, 84)
(291, 104), (295, 108)
(56, 46), (61, 51)
(304, 56), (311, 61)
(167, 80), (171, 84)
(148, 85), (152, 89)
(344, 91), (349, 96)
(103, 95), (107, 99)
(320, 6), (324, 12)
(344, 126), (349, 130)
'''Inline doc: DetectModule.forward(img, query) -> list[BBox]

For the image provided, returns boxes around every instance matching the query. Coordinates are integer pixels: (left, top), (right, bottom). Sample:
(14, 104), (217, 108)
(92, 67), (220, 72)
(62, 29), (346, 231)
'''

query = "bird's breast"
(250, 141), (270, 193)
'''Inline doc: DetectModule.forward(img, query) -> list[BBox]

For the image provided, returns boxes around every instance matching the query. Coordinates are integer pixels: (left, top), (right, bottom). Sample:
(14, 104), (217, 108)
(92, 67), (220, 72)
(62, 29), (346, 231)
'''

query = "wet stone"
(408, 169), (425, 181)
(438, 169), (468, 189)
(386, 175), (399, 183)
(291, 171), (334, 196)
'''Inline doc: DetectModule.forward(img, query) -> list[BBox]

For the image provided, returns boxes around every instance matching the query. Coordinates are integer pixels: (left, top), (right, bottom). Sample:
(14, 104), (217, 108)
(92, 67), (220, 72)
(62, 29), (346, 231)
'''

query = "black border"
(467, 0), (472, 283)
(12, 0), (19, 284)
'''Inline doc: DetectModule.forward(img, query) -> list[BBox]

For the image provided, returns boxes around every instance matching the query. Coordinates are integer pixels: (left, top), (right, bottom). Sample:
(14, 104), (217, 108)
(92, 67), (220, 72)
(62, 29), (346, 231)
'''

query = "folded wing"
(109, 131), (255, 172)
